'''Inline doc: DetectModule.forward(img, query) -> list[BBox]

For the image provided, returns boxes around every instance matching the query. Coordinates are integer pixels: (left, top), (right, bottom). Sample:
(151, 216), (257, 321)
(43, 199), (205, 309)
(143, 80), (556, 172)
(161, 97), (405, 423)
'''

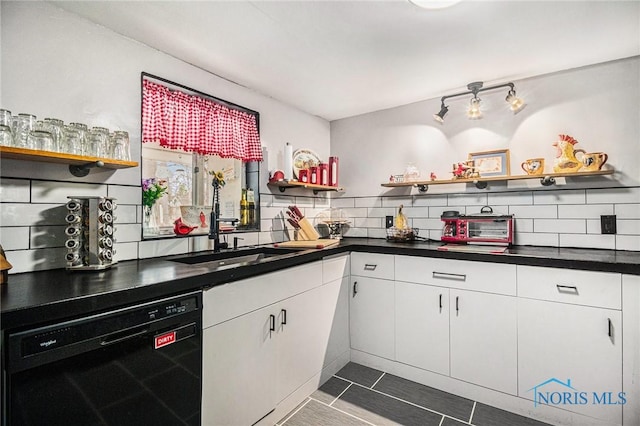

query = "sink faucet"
(208, 200), (228, 251)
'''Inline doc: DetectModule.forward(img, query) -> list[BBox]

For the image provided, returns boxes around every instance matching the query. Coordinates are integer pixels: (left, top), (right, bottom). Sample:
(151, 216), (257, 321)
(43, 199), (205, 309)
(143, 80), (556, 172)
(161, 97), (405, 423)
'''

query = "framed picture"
(468, 149), (511, 177)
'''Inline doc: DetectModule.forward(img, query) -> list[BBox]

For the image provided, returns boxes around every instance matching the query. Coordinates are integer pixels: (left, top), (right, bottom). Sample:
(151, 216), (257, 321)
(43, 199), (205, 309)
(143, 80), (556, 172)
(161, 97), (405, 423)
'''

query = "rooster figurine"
(553, 134), (586, 173)
(174, 218), (198, 235)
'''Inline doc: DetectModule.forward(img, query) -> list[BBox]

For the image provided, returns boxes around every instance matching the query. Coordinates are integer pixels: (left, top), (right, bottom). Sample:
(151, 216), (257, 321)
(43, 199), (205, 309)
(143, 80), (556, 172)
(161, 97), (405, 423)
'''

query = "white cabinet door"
(350, 276), (395, 360)
(395, 281), (449, 375)
(202, 305), (278, 426)
(276, 283), (334, 402)
(449, 289), (517, 394)
(518, 298), (622, 424)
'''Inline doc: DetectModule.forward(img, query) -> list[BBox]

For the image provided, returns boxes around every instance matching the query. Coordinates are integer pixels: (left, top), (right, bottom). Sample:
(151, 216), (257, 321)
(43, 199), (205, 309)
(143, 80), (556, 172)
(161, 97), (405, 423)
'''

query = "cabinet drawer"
(517, 265), (621, 309)
(395, 255), (516, 296)
(203, 261), (323, 328)
(351, 252), (394, 280)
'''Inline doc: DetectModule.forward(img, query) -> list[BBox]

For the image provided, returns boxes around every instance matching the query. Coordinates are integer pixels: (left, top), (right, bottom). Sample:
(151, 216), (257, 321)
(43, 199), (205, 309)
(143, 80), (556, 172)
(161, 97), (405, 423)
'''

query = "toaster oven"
(441, 206), (513, 246)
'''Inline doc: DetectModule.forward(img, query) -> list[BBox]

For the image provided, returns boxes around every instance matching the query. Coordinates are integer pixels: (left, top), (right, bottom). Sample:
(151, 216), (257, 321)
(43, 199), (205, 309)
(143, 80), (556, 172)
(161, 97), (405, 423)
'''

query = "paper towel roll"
(284, 143), (293, 180)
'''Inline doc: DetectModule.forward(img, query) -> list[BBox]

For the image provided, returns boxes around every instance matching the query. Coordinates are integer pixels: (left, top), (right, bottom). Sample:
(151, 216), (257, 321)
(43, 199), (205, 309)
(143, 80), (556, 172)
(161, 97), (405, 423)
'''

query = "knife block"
(295, 217), (321, 241)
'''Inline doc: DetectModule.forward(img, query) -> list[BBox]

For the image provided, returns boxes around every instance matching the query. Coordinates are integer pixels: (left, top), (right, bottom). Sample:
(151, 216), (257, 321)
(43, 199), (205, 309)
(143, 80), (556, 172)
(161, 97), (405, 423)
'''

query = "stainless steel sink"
(168, 247), (301, 270)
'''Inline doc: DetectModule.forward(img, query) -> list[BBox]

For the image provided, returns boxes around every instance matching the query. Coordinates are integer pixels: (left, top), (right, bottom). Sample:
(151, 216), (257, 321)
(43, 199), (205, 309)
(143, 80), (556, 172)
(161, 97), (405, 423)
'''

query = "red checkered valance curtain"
(142, 79), (263, 162)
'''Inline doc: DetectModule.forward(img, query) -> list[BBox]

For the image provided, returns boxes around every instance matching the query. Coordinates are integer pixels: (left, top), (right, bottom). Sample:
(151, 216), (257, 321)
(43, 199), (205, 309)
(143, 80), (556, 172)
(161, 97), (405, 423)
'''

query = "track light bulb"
(433, 104), (449, 123)
(467, 97), (482, 120)
(506, 90), (526, 113)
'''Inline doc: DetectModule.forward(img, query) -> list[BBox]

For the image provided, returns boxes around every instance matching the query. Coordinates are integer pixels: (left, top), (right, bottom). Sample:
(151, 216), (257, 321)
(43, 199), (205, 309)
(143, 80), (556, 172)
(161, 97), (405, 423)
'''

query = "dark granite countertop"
(2, 238), (639, 331)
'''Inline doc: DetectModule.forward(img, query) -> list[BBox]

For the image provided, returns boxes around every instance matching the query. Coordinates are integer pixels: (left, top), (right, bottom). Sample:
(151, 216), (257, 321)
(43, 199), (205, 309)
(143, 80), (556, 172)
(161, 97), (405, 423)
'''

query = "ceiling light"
(467, 97), (482, 120)
(506, 89), (526, 113)
(433, 81), (525, 123)
(433, 103), (449, 123)
(409, 0), (463, 10)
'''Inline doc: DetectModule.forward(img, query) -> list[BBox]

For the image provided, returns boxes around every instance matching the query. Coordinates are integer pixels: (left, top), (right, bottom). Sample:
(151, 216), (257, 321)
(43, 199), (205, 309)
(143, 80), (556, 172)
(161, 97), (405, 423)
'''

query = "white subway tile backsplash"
(115, 224), (142, 243)
(31, 181), (107, 203)
(31, 225), (67, 248)
(0, 178), (30, 202)
(365, 207), (395, 218)
(367, 228), (387, 239)
(586, 219), (601, 234)
(509, 205), (558, 219)
(114, 205), (137, 224)
(534, 219), (585, 234)
(615, 203), (640, 219)
(382, 197), (413, 208)
(7, 248), (67, 273)
(108, 185), (142, 205)
(618, 219), (640, 235)
(354, 217), (382, 228)
(412, 218), (442, 231)
(559, 234), (615, 250)
(138, 238), (190, 259)
(113, 242), (139, 262)
(616, 235), (640, 251)
(447, 193), (488, 207)
(428, 206), (457, 218)
(354, 197), (381, 208)
(587, 187), (640, 204)
(0, 227), (30, 250)
(413, 195), (447, 207)
(488, 192), (534, 206)
(515, 232), (559, 247)
(558, 204), (613, 219)
(533, 189), (586, 205)
(330, 197), (355, 208)
(1, 203), (66, 226)
(343, 227), (367, 237)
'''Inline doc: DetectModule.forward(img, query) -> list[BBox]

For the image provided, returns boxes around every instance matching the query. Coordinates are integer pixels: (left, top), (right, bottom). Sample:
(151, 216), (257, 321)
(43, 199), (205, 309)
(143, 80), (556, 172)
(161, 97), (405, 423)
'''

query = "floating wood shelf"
(0, 146), (138, 177)
(267, 180), (344, 195)
(381, 169), (615, 192)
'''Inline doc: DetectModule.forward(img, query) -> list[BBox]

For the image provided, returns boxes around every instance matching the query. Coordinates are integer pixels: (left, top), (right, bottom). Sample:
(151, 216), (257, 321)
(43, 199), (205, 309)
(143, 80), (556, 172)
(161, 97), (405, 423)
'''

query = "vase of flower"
(142, 178), (167, 236)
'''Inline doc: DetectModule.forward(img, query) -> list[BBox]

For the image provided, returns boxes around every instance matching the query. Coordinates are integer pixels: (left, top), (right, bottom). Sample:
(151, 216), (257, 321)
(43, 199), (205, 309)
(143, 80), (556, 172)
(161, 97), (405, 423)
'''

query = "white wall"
(0, 1), (331, 272)
(330, 58), (640, 251)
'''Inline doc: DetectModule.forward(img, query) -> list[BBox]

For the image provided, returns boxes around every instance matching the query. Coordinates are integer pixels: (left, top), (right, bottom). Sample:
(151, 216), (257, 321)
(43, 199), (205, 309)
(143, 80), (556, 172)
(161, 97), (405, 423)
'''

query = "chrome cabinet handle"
(364, 264), (377, 271)
(439, 294), (443, 310)
(353, 281), (358, 297)
(608, 318), (613, 338)
(433, 271), (466, 281)
(269, 314), (276, 332)
(556, 284), (579, 294)
(281, 309), (287, 326)
(456, 296), (459, 312)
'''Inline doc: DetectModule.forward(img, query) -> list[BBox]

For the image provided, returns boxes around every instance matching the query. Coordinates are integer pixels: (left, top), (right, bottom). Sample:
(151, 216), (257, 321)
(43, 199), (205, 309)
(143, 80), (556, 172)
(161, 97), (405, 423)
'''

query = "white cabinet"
(201, 260), (345, 426)
(395, 281), (449, 375)
(349, 275), (395, 360)
(449, 289), (518, 394)
(202, 304), (278, 426)
(517, 265), (623, 424)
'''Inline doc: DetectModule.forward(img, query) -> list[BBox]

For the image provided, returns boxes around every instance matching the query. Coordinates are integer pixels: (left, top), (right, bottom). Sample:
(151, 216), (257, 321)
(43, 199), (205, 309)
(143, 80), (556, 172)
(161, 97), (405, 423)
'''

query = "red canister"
(319, 162), (329, 186)
(329, 156), (339, 186)
(310, 166), (319, 184)
(298, 169), (309, 183)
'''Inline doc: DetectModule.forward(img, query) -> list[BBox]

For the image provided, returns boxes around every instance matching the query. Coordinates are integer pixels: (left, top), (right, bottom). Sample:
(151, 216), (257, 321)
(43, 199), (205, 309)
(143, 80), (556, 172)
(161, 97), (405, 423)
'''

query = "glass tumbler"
(27, 130), (55, 151)
(0, 109), (12, 147)
(14, 113), (36, 148)
(62, 126), (83, 155)
(87, 127), (110, 158)
(43, 118), (65, 152)
(69, 122), (88, 155)
(110, 130), (131, 161)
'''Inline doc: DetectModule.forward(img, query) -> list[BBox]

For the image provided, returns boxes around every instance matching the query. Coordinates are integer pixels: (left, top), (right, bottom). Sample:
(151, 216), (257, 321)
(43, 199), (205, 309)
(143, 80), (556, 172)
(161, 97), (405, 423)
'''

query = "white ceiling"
(51, 0), (640, 121)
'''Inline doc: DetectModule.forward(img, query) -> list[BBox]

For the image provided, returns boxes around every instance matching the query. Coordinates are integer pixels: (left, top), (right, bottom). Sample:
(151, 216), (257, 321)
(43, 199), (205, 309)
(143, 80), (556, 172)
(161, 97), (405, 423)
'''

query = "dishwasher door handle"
(101, 326), (149, 346)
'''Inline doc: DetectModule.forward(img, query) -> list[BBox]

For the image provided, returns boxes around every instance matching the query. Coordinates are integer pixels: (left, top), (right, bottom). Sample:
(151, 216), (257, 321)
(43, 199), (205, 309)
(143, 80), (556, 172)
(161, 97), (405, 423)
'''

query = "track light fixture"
(433, 81), (525, 123)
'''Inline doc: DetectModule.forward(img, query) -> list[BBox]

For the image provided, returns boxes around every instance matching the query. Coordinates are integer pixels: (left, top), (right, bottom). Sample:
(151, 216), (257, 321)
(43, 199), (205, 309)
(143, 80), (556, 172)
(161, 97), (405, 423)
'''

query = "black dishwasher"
(2, 291), (202, 426)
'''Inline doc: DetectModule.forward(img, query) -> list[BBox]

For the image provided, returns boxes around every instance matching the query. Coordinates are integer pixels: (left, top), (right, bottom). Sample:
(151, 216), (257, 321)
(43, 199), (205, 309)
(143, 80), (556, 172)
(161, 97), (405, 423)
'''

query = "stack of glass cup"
(0, 109), (131, 161)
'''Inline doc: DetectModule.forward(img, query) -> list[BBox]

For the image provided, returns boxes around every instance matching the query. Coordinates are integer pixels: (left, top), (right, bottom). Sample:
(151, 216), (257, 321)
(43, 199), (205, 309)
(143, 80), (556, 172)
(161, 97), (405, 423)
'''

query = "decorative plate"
(292, 149), (321, 180)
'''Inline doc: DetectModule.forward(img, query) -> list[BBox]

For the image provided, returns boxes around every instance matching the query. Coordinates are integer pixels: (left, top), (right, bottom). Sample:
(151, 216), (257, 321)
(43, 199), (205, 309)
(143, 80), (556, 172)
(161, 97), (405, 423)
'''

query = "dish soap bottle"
(395, 204), (408, 230)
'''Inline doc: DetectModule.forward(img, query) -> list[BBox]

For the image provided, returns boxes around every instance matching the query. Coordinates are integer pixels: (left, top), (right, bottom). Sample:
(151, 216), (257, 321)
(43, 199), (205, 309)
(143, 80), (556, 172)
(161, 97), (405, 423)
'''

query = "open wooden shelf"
(268, 180), (344, 194)
(381, 169), (614, 192)
(0, 146), (138, 177)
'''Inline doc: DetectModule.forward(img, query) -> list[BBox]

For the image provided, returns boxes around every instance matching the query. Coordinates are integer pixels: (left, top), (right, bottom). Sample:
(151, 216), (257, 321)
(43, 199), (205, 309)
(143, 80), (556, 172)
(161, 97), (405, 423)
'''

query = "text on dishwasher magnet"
(154, 331), (176, 349)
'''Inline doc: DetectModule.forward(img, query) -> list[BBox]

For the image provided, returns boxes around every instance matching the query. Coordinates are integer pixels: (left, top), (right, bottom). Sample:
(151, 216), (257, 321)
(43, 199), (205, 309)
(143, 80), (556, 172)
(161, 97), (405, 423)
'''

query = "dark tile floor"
(278, 362), (551, 426)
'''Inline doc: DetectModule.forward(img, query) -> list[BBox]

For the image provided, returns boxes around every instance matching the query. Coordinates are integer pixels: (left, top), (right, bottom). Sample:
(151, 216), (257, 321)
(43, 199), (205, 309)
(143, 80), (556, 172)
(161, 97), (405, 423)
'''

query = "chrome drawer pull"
(556, 284), (579, 294)
(364, 264), (377, 271)
(608, 318), (613, 338)
(433, 271), (466, 281)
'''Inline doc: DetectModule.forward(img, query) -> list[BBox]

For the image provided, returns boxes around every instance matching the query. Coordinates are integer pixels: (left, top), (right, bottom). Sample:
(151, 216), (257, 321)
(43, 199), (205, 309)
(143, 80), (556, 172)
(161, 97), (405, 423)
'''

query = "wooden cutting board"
(274, 239), (341, 249)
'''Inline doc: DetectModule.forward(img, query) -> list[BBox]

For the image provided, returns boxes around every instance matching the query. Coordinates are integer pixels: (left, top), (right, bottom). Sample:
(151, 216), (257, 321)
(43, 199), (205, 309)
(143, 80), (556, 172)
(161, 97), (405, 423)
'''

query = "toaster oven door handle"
(432, 271), (467, 281)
